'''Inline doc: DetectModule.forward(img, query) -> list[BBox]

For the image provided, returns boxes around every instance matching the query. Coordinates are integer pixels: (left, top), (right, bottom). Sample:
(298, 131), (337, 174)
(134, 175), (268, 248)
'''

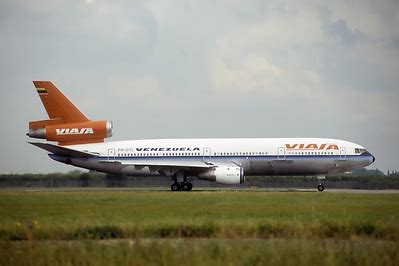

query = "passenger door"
(108, 149), (115, 160)
(203, 147), (211, 161)
(277, 147), (285, 160)
(339, 147), (346, 160)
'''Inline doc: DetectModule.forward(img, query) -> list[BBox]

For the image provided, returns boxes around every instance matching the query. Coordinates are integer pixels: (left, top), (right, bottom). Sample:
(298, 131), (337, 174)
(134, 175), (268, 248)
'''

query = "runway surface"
(2, 187), (397, 193)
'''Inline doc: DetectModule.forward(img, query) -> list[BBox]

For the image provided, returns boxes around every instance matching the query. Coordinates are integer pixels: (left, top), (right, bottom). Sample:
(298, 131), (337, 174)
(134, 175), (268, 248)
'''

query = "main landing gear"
(317, 175), (325, 192)
(171, 171), (193, 192)
(171, 182), (193, 191)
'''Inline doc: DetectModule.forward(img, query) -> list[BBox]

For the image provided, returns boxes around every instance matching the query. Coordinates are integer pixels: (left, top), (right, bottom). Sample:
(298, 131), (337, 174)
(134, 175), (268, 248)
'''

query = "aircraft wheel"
(317, 185), (325, 192)
(171, 182), (181, 191)
(187, 182), (193, 191)
(181, 183), (188, 191)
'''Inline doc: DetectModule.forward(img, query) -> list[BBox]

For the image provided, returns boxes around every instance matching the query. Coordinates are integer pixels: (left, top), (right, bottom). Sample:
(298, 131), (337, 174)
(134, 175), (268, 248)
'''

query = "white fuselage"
(51, 138), (375, 178)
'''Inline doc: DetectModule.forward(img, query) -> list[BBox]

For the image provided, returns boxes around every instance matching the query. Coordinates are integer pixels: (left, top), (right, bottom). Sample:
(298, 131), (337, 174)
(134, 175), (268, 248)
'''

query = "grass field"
(0, 190), (398, 265)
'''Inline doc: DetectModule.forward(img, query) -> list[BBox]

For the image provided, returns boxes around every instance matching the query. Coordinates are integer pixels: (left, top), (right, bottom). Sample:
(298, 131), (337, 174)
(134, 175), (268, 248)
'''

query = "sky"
(0, 0), (398, 174)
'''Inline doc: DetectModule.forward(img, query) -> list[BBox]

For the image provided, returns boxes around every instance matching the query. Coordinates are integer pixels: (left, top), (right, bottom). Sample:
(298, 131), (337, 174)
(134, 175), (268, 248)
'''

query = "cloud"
(206, 3), (327, 100)
(110, 75), (161, 102)
(0, 0), (398, 173)
(328, 0), (399, 41)
(209, 52), (327, 101)
(210, 55), (282, 94)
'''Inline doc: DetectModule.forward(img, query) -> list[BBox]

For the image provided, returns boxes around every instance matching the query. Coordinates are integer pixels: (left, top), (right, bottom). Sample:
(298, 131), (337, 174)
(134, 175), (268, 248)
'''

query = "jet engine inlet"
(198, 166), (245, 185)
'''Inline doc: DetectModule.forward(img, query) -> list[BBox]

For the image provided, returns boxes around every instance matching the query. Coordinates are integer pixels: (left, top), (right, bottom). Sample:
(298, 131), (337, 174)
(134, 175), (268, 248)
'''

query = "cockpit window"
(355, 148), (367, 154)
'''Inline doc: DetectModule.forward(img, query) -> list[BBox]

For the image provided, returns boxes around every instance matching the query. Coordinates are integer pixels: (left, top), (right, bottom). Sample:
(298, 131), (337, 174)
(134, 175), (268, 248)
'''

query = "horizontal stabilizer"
(29, 142), (95, 158)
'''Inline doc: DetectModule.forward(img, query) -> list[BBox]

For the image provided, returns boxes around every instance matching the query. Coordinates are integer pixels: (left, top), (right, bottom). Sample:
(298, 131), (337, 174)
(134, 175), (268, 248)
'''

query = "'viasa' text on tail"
(56, 128), (94, 135)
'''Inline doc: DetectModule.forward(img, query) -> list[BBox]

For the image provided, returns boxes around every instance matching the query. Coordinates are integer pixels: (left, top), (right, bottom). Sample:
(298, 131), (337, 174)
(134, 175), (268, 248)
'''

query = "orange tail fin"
(28, 81), (112, 145)
(33, 81), (88, 123)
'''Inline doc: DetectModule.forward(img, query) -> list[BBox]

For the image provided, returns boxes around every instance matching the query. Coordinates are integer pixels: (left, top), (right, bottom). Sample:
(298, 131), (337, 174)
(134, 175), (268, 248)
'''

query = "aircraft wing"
(29, 142), (214, 169)
(99, 159), (231, 176)
(29, 142), (96, 158)
(99, 159), (214, 169)
(30, 141), (228, 175)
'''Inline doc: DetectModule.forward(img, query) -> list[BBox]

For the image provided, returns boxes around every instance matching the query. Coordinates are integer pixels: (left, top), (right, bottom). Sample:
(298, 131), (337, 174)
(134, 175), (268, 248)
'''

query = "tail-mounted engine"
(28, 120), (113, 145)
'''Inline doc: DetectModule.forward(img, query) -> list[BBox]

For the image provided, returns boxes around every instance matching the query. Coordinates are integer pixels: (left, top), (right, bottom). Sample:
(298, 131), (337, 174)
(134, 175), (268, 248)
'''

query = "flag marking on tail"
(36, 88), (48, 94)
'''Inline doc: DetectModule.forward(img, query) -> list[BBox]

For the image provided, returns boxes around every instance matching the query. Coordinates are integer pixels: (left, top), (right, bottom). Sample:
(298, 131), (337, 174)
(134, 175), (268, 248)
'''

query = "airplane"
(27, 81), (375, 192)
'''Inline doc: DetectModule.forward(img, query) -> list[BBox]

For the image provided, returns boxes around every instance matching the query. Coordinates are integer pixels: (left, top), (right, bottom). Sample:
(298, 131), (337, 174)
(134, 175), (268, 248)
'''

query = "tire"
(187, 182), (193, 191)
(171, 182), (181, 191)
(181, 183), (189, 191)
(317, 185), (325, 192)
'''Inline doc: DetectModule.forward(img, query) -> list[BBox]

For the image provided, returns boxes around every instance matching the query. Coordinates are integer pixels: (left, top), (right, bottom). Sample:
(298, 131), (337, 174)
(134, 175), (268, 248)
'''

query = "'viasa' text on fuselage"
(285, 144), (339, 150)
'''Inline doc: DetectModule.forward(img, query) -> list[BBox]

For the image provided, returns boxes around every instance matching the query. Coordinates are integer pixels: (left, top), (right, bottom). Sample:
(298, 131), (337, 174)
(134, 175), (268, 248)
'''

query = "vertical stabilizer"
(32, 81), (89, 123)
(28, 81), (113, 145)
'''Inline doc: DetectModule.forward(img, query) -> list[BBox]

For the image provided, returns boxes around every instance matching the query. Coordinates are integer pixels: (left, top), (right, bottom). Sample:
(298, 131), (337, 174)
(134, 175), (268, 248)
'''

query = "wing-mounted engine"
(198, 165), (245, 185)
(28, 120), (113, 146)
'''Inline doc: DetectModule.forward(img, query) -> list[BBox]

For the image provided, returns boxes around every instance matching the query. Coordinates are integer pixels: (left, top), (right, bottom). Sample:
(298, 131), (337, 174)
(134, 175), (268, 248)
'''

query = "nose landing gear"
(317, 175), (326, 192)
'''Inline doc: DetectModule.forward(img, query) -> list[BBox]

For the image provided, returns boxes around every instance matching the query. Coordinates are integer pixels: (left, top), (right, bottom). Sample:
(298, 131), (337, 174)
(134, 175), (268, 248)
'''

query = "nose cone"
(363, 151), (375, 165)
